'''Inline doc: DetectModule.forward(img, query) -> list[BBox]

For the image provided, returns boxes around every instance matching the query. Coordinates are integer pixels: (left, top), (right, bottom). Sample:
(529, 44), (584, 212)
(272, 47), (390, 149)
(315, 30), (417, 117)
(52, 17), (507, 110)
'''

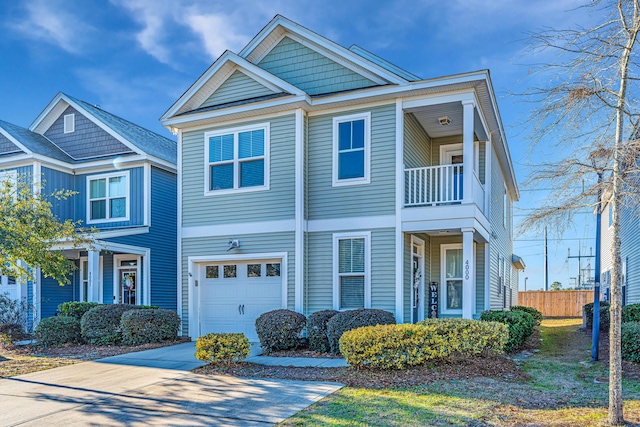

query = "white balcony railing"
(405, 164), (463, 207)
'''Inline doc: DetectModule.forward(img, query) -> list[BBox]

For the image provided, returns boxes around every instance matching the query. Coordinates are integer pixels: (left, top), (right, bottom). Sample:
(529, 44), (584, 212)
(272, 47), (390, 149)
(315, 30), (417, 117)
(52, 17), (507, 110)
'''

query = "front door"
(114, 256), (140, 304)
(440, 144), (463, 201)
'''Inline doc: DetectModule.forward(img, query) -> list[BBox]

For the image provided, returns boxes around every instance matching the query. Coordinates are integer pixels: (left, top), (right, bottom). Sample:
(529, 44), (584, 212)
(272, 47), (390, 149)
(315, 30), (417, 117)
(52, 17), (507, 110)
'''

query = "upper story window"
(503, 185), (508, 229)
(0, 170), (17, 200)
(332, 112), (371, 186)
(333, 232), (371, 310)
(87, 171), (129, 223)
(608, 204), (614, 228)
(64, 114), (75, 133)
(204, 124), (270, 195)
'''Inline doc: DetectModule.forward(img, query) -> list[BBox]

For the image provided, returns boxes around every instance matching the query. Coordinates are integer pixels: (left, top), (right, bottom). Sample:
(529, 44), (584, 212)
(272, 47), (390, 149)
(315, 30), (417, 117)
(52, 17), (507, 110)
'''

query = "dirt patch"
(195, 353), (527, 389)
(591, 329), (640, 381)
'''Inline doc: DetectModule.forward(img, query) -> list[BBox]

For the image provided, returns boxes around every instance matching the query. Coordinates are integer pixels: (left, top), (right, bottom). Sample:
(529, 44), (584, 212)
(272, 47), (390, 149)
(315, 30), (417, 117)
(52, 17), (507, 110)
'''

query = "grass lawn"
(0, 349), (78, 377)
(280, 319), (640, 426)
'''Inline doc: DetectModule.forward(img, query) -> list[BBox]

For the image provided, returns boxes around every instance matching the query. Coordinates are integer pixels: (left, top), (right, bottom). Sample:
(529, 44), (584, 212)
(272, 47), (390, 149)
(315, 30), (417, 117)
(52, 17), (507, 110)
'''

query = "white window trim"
(203, 122), (271, 196)
(64, 113), (75, 134)
(79, 256), (103, 303)
(439, 143), (463, 165)
(0, 170), (18, 200)
(333, 231), (371, 310)
(86, 170), (130, 224)
(503, 184), (508, 229)
(441, 243), (463, 315)
(411, 235), (425, 322)
(608, 204), (614, 229)
(332, 112), (371, 187)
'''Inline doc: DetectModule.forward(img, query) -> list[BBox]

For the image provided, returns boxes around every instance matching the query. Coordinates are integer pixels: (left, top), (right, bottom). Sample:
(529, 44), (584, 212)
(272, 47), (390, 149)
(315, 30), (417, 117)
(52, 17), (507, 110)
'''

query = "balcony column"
(87, 249), (100, 303)
(462, 227), (475, 319)
(462, 100), (475, 205)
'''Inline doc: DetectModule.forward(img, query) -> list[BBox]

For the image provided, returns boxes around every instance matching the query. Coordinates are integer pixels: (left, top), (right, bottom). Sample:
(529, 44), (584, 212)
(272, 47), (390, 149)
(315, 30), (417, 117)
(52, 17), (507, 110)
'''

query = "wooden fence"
(518, 290), (594, 317)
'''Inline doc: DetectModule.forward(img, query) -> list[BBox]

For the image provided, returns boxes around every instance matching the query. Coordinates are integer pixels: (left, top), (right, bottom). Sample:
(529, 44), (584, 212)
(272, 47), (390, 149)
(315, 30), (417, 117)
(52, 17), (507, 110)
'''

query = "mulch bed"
(590, 328), (640, 380)
(194, 354), (527, 389)
(267, 347), (343, 359)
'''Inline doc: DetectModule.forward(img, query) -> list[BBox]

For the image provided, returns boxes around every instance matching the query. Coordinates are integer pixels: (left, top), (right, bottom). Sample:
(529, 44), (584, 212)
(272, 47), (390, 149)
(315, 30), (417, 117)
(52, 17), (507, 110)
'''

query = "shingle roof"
(348, 45), (421, 81)
(66, 95), (177, 164)
(0, 119), (73, 162)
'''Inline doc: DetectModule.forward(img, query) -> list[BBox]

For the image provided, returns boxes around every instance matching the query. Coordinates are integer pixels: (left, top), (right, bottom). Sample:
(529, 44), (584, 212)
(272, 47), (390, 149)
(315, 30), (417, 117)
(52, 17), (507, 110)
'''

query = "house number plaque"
(428, 282), (438, 318)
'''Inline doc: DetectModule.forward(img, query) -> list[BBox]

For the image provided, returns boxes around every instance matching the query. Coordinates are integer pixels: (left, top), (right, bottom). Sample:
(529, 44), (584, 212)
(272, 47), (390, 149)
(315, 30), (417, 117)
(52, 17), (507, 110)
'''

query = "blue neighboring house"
(0, 93), (177, 322)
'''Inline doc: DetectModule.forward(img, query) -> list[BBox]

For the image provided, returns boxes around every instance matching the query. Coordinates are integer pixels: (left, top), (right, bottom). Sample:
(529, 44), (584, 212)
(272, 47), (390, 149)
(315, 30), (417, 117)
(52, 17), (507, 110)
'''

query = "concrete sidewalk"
(0, 342), (343, 426)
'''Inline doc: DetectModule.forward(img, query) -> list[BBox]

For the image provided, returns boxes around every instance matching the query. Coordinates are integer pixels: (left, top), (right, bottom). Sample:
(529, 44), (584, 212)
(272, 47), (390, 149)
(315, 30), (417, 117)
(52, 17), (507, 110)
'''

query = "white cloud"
(182, 10), (248, 60)
(10, 0), (94, 54)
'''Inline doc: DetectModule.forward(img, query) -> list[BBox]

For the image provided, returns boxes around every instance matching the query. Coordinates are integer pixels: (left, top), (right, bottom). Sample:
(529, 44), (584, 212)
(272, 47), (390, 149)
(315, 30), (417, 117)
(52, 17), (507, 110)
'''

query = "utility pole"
(544, 227), (549, 291)
(568, 243), (594, 289)
(592, 169), (603, 362)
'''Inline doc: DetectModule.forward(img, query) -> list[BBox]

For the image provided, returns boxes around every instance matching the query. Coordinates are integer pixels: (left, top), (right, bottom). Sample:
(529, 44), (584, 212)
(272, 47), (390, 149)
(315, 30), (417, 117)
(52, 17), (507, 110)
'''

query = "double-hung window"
(205, 124), (269, 194)
(333, 232), (370, 310)
(87, 171), (129, 223)
(333, 112), (370, 186)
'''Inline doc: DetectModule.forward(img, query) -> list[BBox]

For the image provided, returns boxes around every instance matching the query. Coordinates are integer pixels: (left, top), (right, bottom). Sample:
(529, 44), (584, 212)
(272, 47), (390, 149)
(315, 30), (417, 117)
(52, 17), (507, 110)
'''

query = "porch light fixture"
(438, 116), (451, 126)
(227, 239), (240, 251)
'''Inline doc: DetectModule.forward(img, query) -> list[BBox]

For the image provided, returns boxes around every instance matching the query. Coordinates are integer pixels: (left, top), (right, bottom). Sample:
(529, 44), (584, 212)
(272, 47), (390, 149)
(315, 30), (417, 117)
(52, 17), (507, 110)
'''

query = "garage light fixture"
(228, 239), (240, 251)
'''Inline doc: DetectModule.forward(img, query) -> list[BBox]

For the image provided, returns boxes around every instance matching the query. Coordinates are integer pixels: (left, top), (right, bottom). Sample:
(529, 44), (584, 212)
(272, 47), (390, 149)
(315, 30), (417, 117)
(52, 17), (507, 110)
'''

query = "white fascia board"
(161, 51), (306, 122)
(239, 15), (407, 85)
(29, 92), (66, 133)
(0, 127), (32, 155)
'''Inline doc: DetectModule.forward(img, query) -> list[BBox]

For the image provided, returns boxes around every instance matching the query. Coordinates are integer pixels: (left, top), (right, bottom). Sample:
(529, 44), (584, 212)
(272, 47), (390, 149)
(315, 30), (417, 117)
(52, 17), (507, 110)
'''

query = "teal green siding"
(181, 114), (295, 226)
(181, 231), (295, 335)
(201, 70), (276, 108)
(257, 37), (377, 95)
(403, 113), (431, 169)
(307, 104), (396, 219)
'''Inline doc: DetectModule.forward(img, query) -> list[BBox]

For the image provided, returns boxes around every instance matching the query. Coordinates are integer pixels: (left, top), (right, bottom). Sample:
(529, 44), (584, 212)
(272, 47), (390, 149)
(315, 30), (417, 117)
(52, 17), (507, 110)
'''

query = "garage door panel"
(201, 322), (243, 336)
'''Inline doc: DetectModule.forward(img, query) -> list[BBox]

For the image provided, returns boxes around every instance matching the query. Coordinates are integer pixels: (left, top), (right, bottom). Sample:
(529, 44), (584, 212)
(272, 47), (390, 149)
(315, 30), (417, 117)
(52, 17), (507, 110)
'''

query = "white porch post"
(485, 134), (492, 216)
(462, 100), (475, 205)
(87, 250), (100, 303)
(462, 228), (475, 319)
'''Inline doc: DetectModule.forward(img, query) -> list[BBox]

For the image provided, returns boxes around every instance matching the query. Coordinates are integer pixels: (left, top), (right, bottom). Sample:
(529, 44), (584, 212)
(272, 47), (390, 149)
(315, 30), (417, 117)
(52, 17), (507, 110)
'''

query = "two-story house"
(0, 93), (177, 322)
(161, 16), (522, 341)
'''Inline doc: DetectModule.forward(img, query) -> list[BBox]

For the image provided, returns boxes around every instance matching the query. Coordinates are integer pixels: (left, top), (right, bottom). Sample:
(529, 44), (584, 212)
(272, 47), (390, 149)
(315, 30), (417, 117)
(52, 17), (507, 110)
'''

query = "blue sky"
(0, 0), (600, 290)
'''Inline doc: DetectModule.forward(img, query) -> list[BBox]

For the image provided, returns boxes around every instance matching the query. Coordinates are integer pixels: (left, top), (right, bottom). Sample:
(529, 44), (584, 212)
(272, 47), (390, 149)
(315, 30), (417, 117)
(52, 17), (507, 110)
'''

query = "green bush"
(584, 301), (610, 332)
(326, 308), (396, 354)
(307, 309), (339, 352)
(511, 306), (543, 325)
(480, 310), (535, 352)
(80, 304), (142, 345)
(622, 321), (640, 362)
(120, 309), (180, 346)
(35, 316), (82, 347)
(255, 309), (306, 353)
(0, 323), (26, 344)
(623, 304), (640, 323)
(418, 318), (509, 355)
(58, 302), (101, 320)
(195, 333), (250, 364)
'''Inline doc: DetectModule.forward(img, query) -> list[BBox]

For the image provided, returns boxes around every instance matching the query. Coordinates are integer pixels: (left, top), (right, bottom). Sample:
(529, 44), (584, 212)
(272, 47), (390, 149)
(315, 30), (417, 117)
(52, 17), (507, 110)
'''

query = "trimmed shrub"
(58, 301), (101, 320)
(80, 304), (142, 345)
(418, 318), (509, 355)
(35, 316), (81, 347)
(308, 309), (339, 352)
(121, 309), (180, 346)
(622, 321), (640, 362)
(195, 333), (250, 364)
(255, 309), (306, 353)
(326, 308), (396, 353)
(623, 304), (640, 323)
(584, 301), (610, 332)
(0, 323), (26, 344)
(480, 310), (535, 352)
(511, 306), (543, 325)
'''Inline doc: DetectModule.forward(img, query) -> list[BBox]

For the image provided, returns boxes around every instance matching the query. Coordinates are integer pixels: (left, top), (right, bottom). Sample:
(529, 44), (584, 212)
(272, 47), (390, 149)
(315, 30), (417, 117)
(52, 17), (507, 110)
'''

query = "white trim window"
(332, 112), (371, 186)
(87, 171), (130, 223)
(503, 185), (508, 229)
(64, 113), (75, 133)
(441, 243), (463, 314)
(204, 123), (270, 195)
(333, 232), (371, 310)
(0, 170), (18, 199)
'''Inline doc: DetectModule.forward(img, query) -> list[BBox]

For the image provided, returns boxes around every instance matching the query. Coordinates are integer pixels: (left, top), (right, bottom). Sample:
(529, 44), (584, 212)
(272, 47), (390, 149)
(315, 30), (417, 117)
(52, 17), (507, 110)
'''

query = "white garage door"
(199, 260), (283, 342)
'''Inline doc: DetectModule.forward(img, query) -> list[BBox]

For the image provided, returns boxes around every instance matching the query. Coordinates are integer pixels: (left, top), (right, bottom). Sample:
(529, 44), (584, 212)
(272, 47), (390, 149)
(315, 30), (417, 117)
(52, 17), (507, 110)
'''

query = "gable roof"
(31, 93), (176, 164)
(348, 45), (421, 82)
(0, 119), (73, 162)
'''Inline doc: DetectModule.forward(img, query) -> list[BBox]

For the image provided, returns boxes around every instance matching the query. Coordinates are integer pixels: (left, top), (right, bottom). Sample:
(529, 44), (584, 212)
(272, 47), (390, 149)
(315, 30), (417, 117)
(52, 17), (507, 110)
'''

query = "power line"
(515, 237), (595, 242)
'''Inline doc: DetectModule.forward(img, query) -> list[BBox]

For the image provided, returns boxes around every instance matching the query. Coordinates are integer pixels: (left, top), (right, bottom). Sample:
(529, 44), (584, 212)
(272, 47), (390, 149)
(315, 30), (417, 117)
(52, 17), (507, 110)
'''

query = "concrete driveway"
(0, 343), (343, 426)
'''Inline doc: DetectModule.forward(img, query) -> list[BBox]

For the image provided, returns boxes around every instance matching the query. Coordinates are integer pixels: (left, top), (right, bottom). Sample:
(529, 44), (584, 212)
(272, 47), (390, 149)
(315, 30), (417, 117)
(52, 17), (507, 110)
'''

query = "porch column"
(462, 100), (475, 205)
(462, 228), (475, 319)
(87, 250), (100, 303)
(485, 134), (492, 216)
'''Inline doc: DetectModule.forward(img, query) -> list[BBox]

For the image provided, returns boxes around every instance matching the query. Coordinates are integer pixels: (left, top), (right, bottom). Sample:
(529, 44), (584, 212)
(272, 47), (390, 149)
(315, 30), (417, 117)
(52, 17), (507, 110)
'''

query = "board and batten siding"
(43, 166), (76, 221)
(40, 262), (79, 319)
(307, 104), (396, 220)
(181, 114), (296, 227)
(108, 166), (177, 309)
(200, 70), (276, 109)
(181, 231), (295, 335)
(257, 37), (377, 96)
(75, 167), (145, 229)
(620, 201), (640, 304)
(306, 228), (396, 315)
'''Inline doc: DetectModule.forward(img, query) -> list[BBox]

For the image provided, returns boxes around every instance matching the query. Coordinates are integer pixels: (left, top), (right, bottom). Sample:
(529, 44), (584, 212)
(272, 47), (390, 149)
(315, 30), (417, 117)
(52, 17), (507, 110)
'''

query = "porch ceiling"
(406, 102), (488, 141)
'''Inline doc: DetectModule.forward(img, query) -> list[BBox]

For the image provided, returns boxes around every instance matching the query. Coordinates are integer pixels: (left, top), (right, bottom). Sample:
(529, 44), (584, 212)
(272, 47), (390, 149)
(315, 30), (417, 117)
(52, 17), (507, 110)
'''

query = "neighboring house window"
(0, 170), (18, 199)
(64, 114), (75, 133)
(609, 204), (613, 228)
(87, 171), (129, 223)
(332, 112), (371, 186)
(441, 244), (463, 314)
(333, 232), (370, 310)
(503, 185), (508, 229)
(204, 124), (270, 194)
